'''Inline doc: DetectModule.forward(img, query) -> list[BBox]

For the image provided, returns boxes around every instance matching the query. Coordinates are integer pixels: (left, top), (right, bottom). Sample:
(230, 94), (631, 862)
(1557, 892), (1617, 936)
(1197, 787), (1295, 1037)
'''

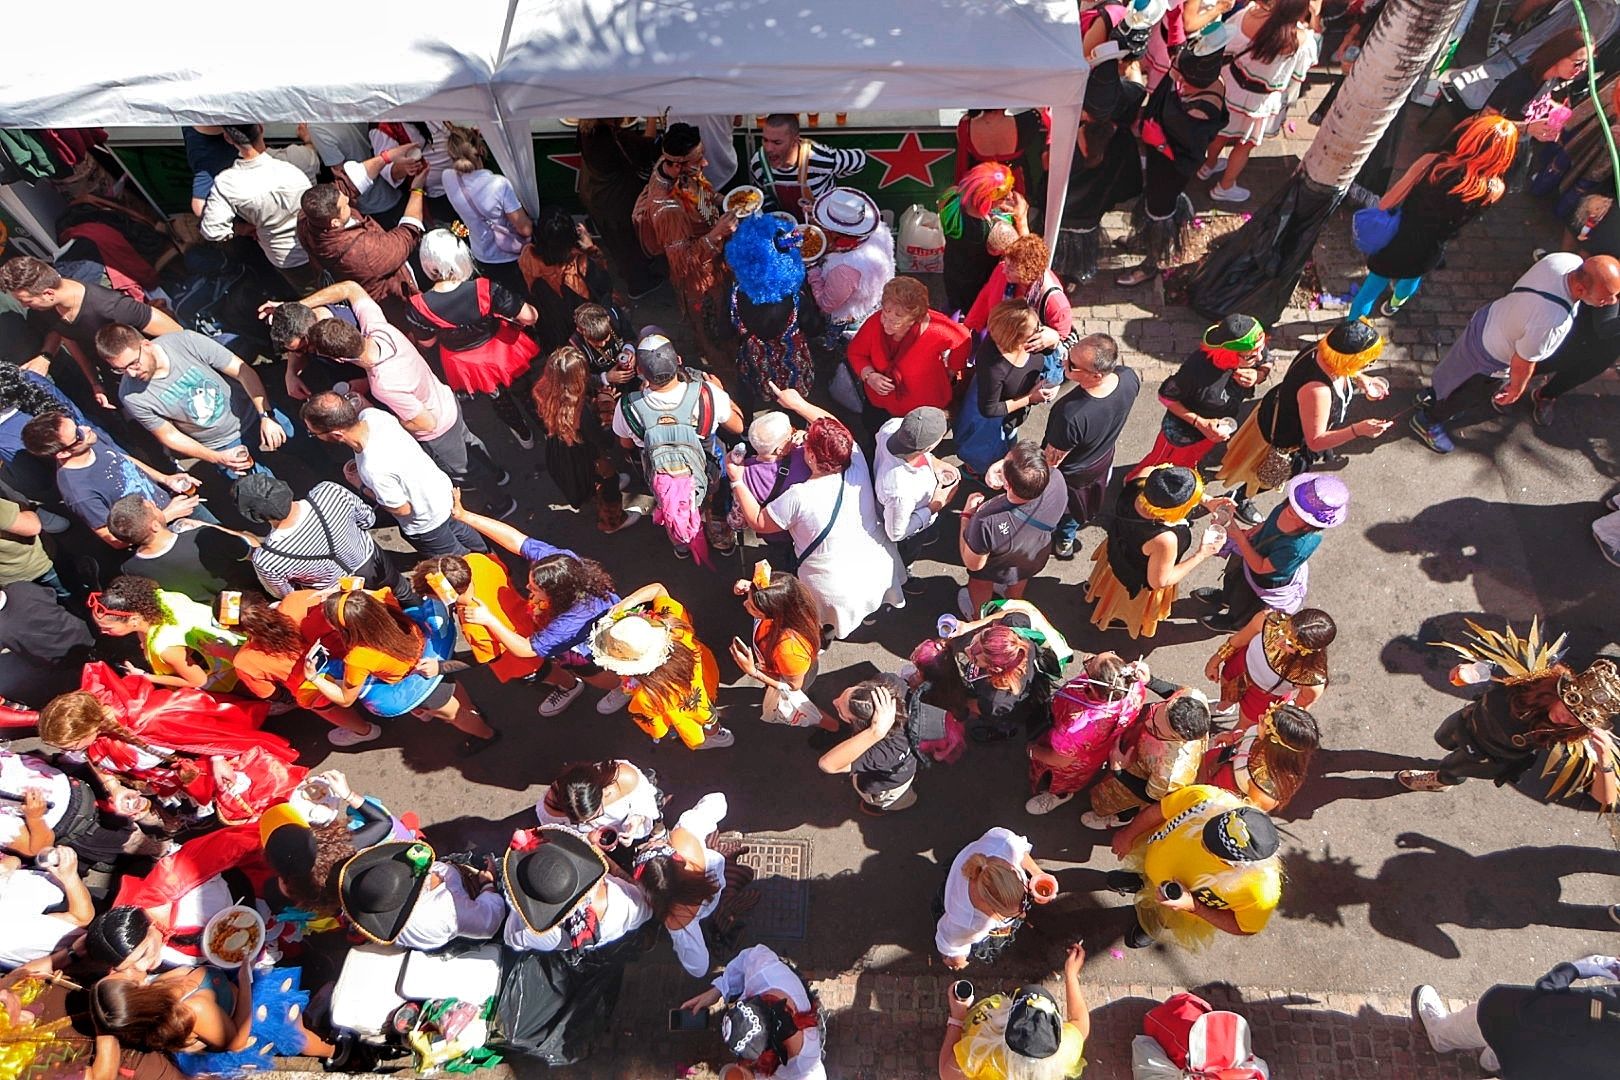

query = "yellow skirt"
(1085, 541), (1175, 640)
(1214, 409), (1283, 493)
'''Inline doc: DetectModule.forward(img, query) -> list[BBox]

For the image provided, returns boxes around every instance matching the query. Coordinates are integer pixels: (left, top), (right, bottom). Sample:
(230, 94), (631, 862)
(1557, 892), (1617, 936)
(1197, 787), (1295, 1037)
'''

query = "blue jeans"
(214, 409), (295, 479)
(1347, 272), (1423, 321)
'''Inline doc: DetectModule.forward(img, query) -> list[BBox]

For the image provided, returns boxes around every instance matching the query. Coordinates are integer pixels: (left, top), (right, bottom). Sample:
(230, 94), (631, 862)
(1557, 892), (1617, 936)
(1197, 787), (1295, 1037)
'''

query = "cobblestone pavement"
(574, 962), (1491, 1080)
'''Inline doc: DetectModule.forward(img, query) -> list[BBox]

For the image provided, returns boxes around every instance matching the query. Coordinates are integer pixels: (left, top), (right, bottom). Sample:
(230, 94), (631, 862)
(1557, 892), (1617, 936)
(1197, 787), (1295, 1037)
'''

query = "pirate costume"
(714, 945), (827, 1079)
(1218, 319), (1383, 494)
(1130, 315), (1270, 478)
(337, 839), (506, 953)
(1085, 466), (1202, 639)
(1113, 785), (1283, 950)
(495, 826), (651, 1066)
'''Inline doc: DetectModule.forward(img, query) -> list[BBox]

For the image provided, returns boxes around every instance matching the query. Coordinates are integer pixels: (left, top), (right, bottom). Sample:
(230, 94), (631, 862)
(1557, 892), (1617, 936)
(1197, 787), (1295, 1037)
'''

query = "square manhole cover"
(735, 835), (809, 940)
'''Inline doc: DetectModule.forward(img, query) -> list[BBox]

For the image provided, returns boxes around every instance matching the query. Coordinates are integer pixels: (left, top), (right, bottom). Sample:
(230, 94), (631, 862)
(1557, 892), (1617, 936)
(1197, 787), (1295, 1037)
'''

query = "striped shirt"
(250, 482), (378, 597)
(748, 141), (870, 215)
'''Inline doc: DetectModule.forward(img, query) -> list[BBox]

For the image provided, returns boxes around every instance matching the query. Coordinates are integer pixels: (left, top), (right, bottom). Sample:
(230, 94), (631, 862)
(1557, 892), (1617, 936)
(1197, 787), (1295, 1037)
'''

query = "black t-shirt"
(125, 526), (256, 602)
(974, 335), (1046, 419)
(949, 611), (1039, 721)
(964, 472), (1070, 584)
(1044, 367), (1140, 473)
(852, 725), (918, 796)
(1158, 350), (1262, 445)
(404, 281), (525, 353)
(30, 281), (154, 348)
(0, 579), (95, 666)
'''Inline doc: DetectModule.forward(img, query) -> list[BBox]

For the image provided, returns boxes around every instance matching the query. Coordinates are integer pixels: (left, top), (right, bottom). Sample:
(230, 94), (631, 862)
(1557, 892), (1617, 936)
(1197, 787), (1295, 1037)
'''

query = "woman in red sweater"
(844, 276), (971, 433)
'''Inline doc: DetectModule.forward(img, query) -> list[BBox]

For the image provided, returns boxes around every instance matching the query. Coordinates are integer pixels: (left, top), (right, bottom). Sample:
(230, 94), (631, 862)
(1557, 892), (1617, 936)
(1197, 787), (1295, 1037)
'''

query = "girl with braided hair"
(38, 659), (298, 829)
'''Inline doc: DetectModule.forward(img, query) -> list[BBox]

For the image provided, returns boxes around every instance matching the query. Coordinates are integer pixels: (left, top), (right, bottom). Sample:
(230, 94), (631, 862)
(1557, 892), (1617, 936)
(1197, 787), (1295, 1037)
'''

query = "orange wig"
(1431, 115), (1518, 205)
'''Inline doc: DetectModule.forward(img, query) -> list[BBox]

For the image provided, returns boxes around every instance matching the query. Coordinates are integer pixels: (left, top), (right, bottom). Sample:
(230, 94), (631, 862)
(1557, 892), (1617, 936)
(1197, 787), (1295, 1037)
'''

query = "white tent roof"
(0, 2), (506, 128)
(0, 1), (1081, 127)
(492, 0), (1086, 117)
(0, 1), (1084, 238)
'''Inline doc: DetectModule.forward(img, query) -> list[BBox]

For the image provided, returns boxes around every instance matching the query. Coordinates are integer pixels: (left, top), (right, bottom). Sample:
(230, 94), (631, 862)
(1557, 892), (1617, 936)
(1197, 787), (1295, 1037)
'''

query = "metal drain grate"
(735, 836), (810, 940)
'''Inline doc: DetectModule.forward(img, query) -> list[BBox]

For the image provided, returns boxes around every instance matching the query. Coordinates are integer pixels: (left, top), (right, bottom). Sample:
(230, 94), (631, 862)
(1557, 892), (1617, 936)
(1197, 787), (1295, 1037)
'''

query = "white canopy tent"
(0, 1), (1086, 242)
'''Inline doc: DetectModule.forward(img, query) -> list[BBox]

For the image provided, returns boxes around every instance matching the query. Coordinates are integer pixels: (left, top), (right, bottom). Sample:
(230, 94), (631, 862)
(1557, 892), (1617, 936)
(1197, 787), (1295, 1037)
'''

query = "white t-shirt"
(198, 146), (320, 268)
(872, 418), (939, 543)
(710, 945), (826, 1080)
(394, 861), (509, 952)
(443, 168), (524, 265)
(0, 751), (72, 846)
(354, 409), (454, 535)
(612, 380), (734, 447)
(0, 867), (77, 969)
(1482, 252), (1581, 364)
(935, 827), (1032, 959)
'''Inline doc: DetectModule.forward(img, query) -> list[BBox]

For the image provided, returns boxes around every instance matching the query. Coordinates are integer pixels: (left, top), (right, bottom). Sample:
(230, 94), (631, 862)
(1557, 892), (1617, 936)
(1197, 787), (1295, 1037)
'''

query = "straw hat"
(588, 611), (676, 677)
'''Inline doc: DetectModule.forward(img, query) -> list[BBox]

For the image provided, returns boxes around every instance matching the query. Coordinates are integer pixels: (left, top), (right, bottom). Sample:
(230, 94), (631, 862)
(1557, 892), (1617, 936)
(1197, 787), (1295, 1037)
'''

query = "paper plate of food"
(724, 185), (765, 217)
(203, 905), (266, 967)
(797, 224), (828, 265)
(769, 210), (798, 226)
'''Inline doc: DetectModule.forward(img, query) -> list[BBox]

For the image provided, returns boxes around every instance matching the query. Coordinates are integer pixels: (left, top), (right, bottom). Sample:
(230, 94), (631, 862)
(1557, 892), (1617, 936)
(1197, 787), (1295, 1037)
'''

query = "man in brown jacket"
(296, 153), (427, 317)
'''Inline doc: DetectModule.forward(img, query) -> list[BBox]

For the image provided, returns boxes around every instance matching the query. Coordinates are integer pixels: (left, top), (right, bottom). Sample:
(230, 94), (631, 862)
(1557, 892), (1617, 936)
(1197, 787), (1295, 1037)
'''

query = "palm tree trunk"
(1187, 0), (1473, 323)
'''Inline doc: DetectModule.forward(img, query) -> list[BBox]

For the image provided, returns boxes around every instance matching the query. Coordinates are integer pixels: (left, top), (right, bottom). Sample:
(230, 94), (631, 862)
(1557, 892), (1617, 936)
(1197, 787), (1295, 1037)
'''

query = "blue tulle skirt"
(174, 966), (310, 1076)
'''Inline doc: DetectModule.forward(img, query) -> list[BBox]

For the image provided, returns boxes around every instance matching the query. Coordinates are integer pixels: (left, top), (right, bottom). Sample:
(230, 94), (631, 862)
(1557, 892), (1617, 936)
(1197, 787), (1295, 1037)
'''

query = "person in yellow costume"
(1105, 784), (1282, 951)
(588, 582), (732, 750)
(937, 942), (1090, 1080)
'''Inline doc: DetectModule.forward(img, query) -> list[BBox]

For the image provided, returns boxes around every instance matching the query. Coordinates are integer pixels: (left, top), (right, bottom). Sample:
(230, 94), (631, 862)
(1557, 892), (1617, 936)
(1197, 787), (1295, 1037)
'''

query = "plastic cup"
(1364, 376), (1390, 401)
(1451, 661), (1493, 686)
(1031, 875), (1058, 901)
(1212, 417), (1238, 437)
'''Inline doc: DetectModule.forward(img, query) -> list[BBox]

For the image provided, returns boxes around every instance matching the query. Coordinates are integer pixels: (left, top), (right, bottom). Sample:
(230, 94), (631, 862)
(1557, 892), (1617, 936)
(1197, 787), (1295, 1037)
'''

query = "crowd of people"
(1, 3), (1619, 1075)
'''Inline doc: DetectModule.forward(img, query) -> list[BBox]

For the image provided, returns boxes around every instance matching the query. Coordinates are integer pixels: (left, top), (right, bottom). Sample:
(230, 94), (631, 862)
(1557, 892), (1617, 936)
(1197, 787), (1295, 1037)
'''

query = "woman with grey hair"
(405, 227), (543, 448)
(726, 410), (810, 567)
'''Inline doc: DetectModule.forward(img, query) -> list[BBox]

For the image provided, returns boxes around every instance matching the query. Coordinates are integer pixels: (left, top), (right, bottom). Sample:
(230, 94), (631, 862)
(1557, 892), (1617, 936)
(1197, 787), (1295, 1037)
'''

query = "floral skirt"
(1085, 541), (1175, 639)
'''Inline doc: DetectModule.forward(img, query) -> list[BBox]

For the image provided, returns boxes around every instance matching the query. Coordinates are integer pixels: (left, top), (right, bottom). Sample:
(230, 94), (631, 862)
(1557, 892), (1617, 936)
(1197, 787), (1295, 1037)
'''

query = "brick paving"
(539, 959), (1489, 1079)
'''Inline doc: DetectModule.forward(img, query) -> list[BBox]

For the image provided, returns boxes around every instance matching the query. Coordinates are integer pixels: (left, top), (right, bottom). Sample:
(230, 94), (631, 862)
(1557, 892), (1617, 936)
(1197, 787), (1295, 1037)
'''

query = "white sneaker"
(1210, 183), (1251, 203)
(697, 726), (735, 749)
(1196, 158), (1227, 181)
(1412, 985), (1447, 1049)
(1081, 811), (1123, 830)
(328, 722), (383, 747)
(1025, 791), (1074, 815)
(537, 680), (585, 717)
(595, 687), (631, 714)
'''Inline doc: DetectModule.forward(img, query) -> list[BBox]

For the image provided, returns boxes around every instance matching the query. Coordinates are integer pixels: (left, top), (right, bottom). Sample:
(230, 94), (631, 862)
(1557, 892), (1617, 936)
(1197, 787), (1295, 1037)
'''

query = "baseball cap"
(635, 334), (680, 383)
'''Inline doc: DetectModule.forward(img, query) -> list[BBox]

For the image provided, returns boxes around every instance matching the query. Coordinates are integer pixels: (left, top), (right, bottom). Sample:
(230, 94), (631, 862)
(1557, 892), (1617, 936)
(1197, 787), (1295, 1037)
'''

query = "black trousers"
(1433, 707), (1531, 786)
(1539, 304), (1620, 400)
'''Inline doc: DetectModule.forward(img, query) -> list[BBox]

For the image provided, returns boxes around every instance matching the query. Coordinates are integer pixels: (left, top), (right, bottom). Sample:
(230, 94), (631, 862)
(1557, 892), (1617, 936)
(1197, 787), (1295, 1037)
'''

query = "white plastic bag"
(897, 204), (945, 273)
(1131, 1035), (1184, 1080)
(763, 684), (823, 727)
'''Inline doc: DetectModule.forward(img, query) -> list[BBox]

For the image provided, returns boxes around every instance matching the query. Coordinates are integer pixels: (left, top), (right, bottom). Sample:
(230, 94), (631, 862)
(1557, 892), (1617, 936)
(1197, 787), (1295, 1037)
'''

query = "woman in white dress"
(534, 759), (664, 849)
(631, 792), (732, 977)
(726, 383), (905, 639)
(1197, 0), (1319, 203)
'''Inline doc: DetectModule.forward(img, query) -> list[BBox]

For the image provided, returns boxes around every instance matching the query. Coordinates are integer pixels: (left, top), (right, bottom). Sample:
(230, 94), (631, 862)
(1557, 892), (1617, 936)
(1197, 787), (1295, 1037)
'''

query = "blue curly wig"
(725, 214), (805, 305)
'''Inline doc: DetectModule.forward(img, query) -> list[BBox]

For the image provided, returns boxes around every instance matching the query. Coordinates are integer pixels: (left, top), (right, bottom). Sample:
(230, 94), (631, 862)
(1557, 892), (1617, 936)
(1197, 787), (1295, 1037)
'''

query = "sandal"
(1115, 267), (1157, 288)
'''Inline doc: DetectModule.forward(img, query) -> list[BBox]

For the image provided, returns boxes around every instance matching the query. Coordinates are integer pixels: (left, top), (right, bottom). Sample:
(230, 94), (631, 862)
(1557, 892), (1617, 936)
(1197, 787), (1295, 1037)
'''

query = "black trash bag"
(1187, 172), (1345, 326)
(489, 936), (640, 1067)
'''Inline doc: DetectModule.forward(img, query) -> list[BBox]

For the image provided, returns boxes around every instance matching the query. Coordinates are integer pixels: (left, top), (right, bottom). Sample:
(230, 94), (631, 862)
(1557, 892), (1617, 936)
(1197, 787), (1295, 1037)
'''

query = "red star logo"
(867, 132), (954, 189)
(549, 152), (584, 192)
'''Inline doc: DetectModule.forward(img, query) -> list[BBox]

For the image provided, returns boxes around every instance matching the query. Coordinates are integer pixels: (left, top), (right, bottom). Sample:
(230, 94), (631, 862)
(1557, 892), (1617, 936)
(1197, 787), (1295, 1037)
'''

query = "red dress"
(407, 278), (539, 395)
(79, 661), (303, 822)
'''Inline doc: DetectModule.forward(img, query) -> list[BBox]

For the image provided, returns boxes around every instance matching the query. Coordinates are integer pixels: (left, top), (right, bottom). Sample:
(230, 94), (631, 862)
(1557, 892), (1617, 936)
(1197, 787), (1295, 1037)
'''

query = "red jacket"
(845, 309), (971, 416)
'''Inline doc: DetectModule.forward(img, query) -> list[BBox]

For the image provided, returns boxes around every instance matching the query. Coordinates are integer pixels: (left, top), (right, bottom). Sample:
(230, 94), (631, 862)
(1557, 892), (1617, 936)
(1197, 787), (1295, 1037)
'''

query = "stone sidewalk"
(544, 961), (1489, 1079)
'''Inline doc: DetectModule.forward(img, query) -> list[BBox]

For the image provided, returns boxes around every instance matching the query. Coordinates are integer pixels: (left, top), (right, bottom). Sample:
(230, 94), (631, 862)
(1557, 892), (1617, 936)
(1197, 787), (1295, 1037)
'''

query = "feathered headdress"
(938, 162), (1015, 240)
(724, 214), (805, 305)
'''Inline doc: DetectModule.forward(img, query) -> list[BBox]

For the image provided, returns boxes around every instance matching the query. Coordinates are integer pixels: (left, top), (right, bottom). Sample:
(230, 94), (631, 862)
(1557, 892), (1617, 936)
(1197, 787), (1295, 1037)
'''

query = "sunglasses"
(88, 592), (139, 621)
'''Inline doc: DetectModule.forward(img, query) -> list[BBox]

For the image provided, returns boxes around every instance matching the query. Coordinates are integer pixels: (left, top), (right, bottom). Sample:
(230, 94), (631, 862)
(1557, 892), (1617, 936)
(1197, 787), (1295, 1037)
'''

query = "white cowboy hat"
(811, 187), (880, 240)
(588, 611), (675, 677)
